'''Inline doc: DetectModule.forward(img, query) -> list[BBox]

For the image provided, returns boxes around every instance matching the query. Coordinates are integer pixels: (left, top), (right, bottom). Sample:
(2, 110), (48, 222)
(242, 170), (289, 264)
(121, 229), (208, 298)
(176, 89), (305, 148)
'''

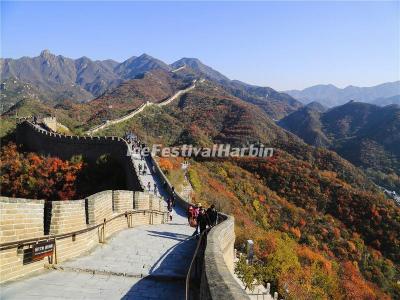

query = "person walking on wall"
(147, 181), (151, 192)
(154, 183), (158, 195)
(191, 204), (200, 236)
(168, 207), (173, 221)
(167, 198), (174, 221)
(197, 207), (210, 235)
(143, 164), (147, 175)
(170, 186), (176, 207)
(188, 205), (194, 224)
(206, 204), (218, 227)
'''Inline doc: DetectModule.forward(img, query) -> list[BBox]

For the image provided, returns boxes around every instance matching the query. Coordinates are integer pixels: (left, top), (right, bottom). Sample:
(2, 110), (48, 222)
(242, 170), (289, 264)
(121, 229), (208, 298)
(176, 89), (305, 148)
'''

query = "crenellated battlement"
(16, 121), (144, 191)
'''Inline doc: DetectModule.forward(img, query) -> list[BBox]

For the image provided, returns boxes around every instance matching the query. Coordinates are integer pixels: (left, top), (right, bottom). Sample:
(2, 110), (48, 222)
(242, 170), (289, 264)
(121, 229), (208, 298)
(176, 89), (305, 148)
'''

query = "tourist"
(187, 205), (194, 223)
(138, 164), (142, 173)
(171, 186), (176, 206)
(191, 204), (200, 236)
(188, 205), (197, 228)
(143, 164), (147, 175)
(154, 183), (158, 195)
(147, 182), (151, 192)
(167, 197), (173, 210)
(197, 207), (210, 235)
(206, 204), (218, 227)
(168, 207), (173, 221)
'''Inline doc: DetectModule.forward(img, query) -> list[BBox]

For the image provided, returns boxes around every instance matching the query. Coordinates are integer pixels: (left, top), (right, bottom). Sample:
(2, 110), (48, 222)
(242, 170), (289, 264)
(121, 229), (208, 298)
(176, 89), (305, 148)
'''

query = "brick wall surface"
(113, 190), (134, 212)
(131, 211), (151, 226)
(86, 191), (113, 225)
(0, 247), (45, 283)
(134, 192), (150, 210)
(49, 200), (87, 235)
(0, 197), (44, 243)
(55, 230), (98, 263)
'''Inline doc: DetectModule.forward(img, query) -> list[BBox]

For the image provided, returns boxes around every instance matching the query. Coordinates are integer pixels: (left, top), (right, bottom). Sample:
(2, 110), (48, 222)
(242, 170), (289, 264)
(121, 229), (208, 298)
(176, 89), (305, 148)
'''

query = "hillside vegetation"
(91, 81), (399, 298)
(2, 57), (399, 298)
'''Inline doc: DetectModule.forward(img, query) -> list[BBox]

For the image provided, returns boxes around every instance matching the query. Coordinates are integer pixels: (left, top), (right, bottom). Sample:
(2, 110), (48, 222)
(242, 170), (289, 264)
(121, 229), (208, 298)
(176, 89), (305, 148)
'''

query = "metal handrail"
(0, 209), (167, 250)
(185, 230), (208, 300)
(184, 213), (228, 300)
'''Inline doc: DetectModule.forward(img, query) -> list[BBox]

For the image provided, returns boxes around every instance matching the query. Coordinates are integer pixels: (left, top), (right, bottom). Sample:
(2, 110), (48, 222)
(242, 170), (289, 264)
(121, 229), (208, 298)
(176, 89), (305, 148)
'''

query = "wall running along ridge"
(0, 191), (167, 283)
(85, 79), (200, 135)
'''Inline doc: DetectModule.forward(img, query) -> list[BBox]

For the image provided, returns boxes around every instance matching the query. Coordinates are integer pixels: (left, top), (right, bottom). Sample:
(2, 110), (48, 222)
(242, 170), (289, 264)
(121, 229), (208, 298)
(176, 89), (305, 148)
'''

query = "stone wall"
(134, 192), (151, 210)
(49, 200), (86, 235)
(0, 197), (44, 243)
(86, 191), (114, 225)
(200, 215), (248, 299)
(16, 121), (143, 191)
(41, 117), (57, 131)
(0, 191), (166, 283)
(113, 190), (134, 212)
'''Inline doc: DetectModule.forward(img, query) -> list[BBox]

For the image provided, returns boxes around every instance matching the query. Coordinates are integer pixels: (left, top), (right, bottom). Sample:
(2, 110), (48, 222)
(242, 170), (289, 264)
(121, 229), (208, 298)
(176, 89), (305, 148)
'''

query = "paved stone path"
(1, 153), (197, 299)
(1, 205), (196, 300)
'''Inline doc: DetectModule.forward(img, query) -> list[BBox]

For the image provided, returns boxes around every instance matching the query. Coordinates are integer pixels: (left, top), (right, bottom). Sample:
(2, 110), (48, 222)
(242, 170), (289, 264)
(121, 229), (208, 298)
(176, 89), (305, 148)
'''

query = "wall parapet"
(0, 191), (167, 284)
(200, 215), (249, 300)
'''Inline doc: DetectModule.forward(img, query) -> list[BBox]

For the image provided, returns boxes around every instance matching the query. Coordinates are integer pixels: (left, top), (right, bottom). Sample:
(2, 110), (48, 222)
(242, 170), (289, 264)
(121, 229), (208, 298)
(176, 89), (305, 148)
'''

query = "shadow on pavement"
(147, 230), (190, 242)
(121, 234), (196, 300)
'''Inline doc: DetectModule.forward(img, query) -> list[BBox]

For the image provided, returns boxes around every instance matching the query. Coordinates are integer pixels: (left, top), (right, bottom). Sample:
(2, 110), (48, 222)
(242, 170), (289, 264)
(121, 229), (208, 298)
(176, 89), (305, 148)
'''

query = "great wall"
(86, 79), (201, 135)
(0, 119), (251, 299)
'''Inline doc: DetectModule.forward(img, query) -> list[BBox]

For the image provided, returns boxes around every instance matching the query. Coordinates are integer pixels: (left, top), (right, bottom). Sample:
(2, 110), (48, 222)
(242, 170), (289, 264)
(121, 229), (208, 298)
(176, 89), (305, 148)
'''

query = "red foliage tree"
(1, 143), (83, 200)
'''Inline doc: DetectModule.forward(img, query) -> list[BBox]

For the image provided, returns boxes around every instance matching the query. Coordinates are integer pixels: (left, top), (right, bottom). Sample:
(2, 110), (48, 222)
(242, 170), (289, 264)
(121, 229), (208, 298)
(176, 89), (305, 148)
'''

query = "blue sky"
(1, 1), (399, 90)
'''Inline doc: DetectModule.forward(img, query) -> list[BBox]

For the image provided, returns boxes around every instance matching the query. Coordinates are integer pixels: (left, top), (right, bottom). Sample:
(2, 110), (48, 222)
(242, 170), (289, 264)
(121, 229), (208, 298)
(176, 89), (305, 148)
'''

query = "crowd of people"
(124, 131), (218, 234)
(125, 131), (160, 196)
(187, 203), (218, 237)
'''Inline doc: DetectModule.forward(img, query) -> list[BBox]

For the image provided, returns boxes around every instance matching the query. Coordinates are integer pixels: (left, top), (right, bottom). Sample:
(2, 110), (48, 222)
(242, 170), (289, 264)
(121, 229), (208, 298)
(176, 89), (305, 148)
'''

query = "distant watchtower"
(42, 116), (57, 131)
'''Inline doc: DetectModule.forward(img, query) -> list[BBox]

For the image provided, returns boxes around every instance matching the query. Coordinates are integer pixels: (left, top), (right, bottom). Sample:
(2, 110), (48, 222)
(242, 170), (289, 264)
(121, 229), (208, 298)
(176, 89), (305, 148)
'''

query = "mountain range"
(0, 50), (302, 119)
(279, 101), (400, 191)
(285, 81), (400, 107)
(2, 50), (400, 298)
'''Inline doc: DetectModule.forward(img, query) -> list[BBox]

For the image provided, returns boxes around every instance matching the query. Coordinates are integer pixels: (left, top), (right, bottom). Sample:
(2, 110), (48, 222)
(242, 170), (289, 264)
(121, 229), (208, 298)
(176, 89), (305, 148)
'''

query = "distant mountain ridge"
(1, 50), (302, 119)
(279, 101), (400, 187)
(285, 81), (400, 107)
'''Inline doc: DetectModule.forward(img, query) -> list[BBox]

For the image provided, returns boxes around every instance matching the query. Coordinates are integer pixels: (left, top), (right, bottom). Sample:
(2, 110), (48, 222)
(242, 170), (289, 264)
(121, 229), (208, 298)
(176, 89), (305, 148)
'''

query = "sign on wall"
(32, 240), (55, 261)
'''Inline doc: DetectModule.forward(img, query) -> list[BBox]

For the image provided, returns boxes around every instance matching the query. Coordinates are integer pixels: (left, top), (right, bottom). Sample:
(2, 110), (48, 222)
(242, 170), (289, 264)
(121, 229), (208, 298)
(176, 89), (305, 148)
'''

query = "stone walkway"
(1, 152), (197, 300)
(1, 206), (196, 300)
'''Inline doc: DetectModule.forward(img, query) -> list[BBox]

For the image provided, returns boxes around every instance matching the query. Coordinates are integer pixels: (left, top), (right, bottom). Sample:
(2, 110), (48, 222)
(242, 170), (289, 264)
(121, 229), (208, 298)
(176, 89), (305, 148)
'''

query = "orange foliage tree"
(157, 157), (174, 174)
(1, 143), (83, 200)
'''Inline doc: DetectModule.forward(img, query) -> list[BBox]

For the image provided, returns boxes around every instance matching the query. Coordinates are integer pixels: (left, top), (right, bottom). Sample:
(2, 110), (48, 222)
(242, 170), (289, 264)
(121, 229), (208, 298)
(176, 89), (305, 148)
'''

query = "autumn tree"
(1, 143), (83, 200)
